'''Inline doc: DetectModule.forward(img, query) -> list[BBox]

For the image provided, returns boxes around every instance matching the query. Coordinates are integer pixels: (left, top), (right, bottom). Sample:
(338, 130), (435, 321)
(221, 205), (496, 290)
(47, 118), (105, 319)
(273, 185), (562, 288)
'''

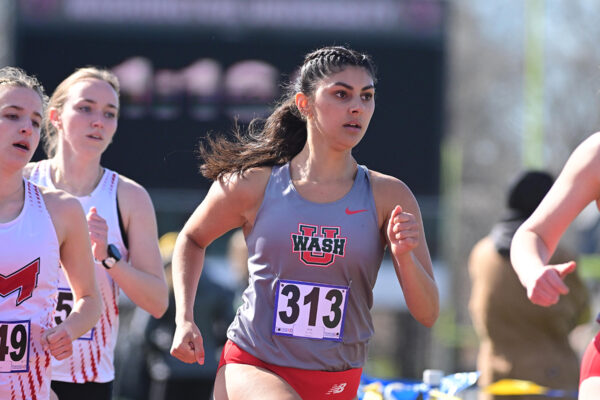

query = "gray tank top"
(227, 162), (385, 371)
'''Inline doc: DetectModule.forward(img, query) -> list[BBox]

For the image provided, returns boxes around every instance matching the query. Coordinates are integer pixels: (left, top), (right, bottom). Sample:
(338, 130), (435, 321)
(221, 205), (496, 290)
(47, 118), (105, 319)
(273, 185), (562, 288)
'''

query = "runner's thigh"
(213, 363), (301, 400)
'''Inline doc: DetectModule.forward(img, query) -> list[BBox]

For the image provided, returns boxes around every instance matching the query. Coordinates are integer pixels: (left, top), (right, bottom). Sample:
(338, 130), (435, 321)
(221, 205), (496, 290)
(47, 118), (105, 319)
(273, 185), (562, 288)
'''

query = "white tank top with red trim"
(29, 160), (128, 383)
(0, 180), (60, 400)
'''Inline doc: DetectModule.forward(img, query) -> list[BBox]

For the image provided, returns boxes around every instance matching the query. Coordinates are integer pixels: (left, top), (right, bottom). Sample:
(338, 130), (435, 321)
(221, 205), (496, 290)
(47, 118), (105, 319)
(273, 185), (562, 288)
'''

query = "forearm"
(62, 294), (102, 340)
(108, 261), (169, 318)
(510, 229), (552, 286)
(173, 236), (205, 325)
(393, 252), (439, 327)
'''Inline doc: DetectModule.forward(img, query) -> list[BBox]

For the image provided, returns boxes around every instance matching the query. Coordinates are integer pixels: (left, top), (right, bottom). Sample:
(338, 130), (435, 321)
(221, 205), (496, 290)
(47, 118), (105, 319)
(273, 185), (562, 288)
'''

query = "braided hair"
(199, 46), (377, 181)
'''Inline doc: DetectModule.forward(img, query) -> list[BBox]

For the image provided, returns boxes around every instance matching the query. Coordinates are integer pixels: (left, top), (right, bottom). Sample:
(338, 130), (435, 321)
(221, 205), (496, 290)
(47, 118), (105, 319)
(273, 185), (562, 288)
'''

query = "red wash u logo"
(290, 224), (347, 267)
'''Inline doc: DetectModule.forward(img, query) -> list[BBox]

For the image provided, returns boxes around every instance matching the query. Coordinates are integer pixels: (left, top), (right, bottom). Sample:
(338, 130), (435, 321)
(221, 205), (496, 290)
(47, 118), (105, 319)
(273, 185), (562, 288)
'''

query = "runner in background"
(0, 66), (101, 400)
(170, 45), (439, 400)
(25, 66), (168, 400)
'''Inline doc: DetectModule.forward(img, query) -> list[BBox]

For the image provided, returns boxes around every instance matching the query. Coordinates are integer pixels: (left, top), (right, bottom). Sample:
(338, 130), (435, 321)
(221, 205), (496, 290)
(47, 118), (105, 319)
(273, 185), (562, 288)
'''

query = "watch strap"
(101, 257), (114, 269)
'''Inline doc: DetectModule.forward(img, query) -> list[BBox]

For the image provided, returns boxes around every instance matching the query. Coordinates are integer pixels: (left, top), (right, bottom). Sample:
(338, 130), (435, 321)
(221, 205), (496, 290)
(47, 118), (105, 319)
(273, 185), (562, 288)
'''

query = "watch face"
(105, 257), (116, 268)
(107, 244), (122, 261)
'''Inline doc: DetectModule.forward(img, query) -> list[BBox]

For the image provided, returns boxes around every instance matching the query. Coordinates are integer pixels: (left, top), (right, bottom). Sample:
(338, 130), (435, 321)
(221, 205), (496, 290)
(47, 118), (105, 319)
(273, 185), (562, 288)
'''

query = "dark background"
(17, 27), (445, 193)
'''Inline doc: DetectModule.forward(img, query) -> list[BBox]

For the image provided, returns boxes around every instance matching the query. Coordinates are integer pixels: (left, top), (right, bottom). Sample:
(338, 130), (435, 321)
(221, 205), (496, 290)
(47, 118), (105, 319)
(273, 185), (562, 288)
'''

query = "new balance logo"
(326, 382), (347, 395)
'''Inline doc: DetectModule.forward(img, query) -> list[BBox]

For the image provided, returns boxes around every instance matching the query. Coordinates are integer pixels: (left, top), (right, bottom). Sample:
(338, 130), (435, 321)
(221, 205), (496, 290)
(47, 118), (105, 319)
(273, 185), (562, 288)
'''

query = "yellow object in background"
(362, 382), (384, 400)
(485, 379), (547, 395)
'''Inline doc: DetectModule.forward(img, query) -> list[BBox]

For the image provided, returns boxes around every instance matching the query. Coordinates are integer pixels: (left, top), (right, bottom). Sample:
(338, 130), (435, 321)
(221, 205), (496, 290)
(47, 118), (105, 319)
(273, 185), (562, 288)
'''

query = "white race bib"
(0, 320), (30, 373)
(55, 288), (94, 341)
(273, 280), (349, 341)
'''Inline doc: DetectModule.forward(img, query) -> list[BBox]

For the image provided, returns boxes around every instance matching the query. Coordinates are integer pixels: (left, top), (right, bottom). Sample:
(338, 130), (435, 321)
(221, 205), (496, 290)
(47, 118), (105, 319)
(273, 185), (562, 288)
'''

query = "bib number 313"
(0, 320), (30, 373)
(273, 280), (349, 341)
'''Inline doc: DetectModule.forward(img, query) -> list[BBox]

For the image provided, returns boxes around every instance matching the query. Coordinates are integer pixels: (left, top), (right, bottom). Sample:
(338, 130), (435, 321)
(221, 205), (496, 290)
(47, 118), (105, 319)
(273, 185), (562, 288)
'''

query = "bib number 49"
(273, 280), (349, 341)
(0, 321), (30, 373)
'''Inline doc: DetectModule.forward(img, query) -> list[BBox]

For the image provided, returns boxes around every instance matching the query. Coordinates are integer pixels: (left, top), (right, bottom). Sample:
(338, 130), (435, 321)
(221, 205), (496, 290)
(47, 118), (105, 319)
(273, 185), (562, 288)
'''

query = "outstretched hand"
(170, 321), (205, 365)
(524, 261), (576, 307)
(386, 205), (420, 257)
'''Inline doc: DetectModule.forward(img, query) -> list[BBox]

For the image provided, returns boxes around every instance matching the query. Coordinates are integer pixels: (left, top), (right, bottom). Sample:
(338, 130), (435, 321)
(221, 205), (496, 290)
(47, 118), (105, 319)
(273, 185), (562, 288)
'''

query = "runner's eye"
(335, 90), (347, 99)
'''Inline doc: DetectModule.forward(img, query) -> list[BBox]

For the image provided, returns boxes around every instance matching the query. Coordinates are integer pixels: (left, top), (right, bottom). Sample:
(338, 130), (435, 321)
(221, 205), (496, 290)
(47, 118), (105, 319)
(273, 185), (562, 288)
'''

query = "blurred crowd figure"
(111, 56), (279, 122)
(468, 171), (590, 400)
(116, 231), (247, 400)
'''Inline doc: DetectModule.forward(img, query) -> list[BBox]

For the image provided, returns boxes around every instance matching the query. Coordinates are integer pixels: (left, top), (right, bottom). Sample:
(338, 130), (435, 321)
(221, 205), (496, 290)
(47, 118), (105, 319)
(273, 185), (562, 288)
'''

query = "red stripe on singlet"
(38, 321), (51, 386)
(100, 284), (113, 330)
(89, 345), (98, 381)
(80, 350), (89, 382)
(18, 375), (27, 400)
(32, 347), (42, 387)
(94, 327), (102, 362)
(70, 355), (77, 383)
(10, 378), (16, 400)
(109, 173), (117, 192)
(100, 314), (108, 346)
(27, 371), (38, 400)
(98, 285), (110, 346)
(105, 307), (113, 329)
(30, 182), (43, 210)
(112, 281), (119, 316)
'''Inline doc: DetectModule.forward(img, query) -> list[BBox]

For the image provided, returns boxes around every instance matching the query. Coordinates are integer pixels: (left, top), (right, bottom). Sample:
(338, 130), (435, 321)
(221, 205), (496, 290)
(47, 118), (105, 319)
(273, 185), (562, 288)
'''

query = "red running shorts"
(218, 339), (362, 400)
(580, 331), (600, 384)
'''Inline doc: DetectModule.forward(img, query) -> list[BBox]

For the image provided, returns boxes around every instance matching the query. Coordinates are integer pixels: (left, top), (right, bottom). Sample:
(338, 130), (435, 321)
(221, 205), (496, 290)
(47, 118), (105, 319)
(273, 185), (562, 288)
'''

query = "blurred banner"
(17, 0), (444, 38)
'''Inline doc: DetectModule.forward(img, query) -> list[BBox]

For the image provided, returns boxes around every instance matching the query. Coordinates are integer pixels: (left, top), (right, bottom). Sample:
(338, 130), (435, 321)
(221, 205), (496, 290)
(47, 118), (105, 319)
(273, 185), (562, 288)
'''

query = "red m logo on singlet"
(0, 258), (40, 305)
(291, 224), (346, 267)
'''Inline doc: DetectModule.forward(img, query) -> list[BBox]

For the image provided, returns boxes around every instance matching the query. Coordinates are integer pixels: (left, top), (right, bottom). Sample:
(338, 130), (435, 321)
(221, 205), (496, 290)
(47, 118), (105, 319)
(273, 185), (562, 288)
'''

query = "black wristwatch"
(102, 244), (122, 270)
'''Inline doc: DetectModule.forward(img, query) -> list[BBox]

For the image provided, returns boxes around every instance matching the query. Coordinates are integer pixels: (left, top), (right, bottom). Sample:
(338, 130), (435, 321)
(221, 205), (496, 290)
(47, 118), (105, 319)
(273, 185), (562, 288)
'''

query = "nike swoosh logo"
(345, 207), (367, 215)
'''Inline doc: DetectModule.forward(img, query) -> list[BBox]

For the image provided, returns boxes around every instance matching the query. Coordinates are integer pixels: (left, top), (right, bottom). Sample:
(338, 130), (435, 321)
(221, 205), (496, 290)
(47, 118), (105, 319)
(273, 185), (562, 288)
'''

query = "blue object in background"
(358, 371), (479, 400)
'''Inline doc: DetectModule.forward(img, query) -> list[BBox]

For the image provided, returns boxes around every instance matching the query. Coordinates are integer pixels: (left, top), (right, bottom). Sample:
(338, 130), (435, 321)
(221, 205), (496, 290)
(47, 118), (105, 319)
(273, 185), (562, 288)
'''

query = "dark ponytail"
(199, 46), (377, 181)
(198, 97), (306, 180)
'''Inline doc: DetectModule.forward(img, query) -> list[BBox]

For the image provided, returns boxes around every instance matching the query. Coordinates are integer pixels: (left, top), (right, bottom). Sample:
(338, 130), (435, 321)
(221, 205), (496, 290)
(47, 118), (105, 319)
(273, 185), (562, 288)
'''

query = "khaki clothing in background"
(469, 237), (589, 400)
